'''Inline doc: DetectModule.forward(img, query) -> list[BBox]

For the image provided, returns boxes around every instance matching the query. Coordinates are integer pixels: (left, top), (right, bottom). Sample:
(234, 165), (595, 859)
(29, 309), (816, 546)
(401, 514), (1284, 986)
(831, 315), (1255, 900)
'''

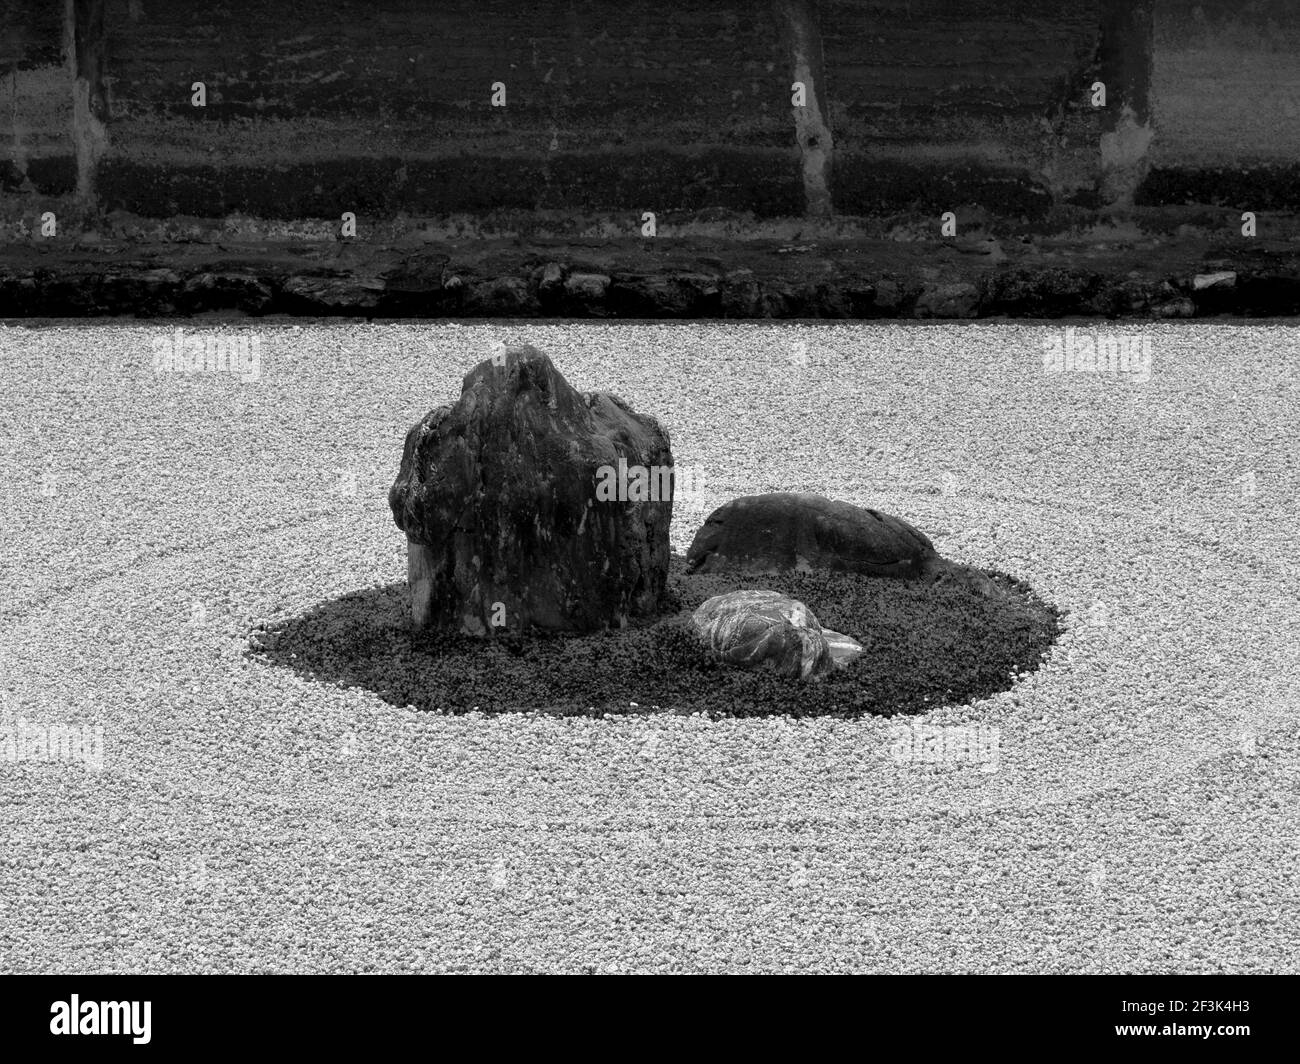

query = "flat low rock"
(686, 491), (1004, 599)
(389, 344), (673, 634)
(691, 589), (846, 681)
(686, 492), (937, 577)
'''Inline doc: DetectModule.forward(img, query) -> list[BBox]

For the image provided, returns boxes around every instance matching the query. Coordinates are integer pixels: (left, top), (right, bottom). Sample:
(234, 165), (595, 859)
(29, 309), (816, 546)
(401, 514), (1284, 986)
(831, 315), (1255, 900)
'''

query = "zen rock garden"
(382, 344), (1053, 705)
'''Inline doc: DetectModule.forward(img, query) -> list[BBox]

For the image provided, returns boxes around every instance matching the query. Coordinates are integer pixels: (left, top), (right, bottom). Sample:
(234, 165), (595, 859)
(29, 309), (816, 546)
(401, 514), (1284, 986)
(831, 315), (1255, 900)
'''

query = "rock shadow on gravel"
(247, 555), (1064, 719)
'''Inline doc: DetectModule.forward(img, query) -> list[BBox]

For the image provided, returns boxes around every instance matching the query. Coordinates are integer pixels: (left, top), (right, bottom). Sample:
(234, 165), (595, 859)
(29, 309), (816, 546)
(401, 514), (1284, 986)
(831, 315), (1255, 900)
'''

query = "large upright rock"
(389, 344), (674, 634)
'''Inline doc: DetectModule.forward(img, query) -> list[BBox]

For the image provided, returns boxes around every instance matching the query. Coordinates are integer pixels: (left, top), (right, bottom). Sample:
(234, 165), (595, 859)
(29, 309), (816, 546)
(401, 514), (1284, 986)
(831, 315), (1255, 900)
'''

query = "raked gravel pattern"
(1, 319), (1298, 974)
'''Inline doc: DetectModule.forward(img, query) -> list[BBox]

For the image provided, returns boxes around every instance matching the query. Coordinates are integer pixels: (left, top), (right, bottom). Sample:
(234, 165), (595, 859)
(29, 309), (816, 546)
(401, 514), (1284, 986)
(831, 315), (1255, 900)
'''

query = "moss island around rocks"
(251, 555), (1062, 719)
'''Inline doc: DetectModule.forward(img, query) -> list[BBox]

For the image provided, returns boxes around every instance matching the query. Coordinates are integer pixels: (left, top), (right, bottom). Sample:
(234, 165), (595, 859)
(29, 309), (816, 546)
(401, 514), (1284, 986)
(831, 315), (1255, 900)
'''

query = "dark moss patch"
(833, 155), (1053, 220)
(24, 156), (78, 196)
(0, 160), (27, 193)
(97, 156), (543, 218)
(541, 149), (802, 217)
(95, 148), (802, 219)
(250, 555), (1061, 719)
(1138, 165), (1300, 211)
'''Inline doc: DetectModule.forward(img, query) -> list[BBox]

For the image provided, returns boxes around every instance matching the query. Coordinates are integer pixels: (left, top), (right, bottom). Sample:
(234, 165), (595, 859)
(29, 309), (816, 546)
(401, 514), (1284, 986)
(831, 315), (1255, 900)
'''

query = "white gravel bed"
(0, 319), (1298, 974)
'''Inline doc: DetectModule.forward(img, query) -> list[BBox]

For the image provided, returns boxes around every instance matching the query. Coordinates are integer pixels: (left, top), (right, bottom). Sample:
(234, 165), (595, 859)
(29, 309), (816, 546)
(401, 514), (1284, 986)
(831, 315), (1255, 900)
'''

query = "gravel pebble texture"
(1, 319), (1298, 974)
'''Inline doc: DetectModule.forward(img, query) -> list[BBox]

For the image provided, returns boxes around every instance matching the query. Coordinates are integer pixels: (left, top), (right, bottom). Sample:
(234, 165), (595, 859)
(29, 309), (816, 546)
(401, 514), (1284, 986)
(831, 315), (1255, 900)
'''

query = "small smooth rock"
(822, 628), (865, 669)
(1193, 271), (1237, 290)
(1156, 297), (1197, 318)
(691, 589), (836, 681)
(915, 281), (981, 318)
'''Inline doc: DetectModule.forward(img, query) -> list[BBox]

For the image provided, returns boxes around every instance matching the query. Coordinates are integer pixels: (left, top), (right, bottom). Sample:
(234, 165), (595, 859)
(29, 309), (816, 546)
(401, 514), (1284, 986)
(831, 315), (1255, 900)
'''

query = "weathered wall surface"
(2, 0), (1298, 225)
(97, 0), (802, 218)
(1, 0), (76, 196)
(1153, 0), (1300, 166)
(822, 0), (1105, 216)
(91, 0), (1108, 220)
(1144, 0), (1300, 209)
